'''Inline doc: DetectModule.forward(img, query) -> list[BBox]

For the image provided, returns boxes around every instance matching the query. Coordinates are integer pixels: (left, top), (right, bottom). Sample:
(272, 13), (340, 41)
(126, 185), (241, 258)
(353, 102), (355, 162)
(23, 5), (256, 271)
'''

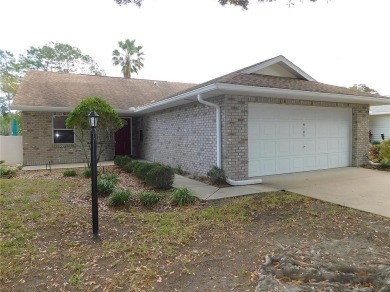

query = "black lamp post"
(89, 111), (99, 239)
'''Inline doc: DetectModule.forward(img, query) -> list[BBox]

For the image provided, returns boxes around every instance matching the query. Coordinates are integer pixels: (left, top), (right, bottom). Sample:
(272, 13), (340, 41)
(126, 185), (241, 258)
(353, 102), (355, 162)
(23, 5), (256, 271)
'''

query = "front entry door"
(115, 118), (131, 156)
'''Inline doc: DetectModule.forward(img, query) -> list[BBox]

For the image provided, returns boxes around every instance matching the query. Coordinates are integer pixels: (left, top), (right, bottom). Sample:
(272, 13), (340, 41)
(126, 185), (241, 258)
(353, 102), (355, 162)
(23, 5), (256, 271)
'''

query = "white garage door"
(248, 103), (352, 177)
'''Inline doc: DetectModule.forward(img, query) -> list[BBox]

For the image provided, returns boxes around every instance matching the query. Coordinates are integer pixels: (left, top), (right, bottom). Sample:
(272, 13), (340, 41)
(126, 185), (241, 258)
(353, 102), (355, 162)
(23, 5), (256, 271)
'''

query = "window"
(53, 116), (74, 144)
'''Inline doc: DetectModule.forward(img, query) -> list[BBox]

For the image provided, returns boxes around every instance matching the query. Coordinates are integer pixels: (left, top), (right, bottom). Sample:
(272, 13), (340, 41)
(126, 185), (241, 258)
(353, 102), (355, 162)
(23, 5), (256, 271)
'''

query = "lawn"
(1, 166), (390, 291)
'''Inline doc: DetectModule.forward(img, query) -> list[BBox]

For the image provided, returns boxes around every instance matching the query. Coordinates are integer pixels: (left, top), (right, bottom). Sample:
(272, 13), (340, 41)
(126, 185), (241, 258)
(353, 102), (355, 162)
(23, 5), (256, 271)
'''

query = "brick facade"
(136, 98), (221, 176)
(22, 96), (370, 179)
(22, 111), (115, 166)
(137, 95), (370, 180)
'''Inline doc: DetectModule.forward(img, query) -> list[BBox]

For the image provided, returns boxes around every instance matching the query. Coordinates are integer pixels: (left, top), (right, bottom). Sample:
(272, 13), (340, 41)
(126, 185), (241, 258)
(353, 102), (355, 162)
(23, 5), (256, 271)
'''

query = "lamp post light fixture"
(88, 111), (99, 239)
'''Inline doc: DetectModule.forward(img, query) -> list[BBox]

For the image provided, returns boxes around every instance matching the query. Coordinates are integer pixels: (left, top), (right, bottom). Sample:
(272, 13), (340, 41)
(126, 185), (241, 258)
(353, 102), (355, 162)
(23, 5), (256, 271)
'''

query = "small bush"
(207, 166), (227, 185)
(379, 139), (390, 162)
(108, 189), (132, 207)
(0, 160), (4, 164)
(372, 140), (382, 145)
(380, 161), (390, 169)
(369, 144), (382, 163)
(114, 155), (132, 167)
(63, 169), (77, 177)
(171, 188), (197, 206)
(123, 162), (134, 173)
(131, 161), (143, 173)
(134, 162), (156, 180)
(144, 165), (175, 189)
(99, 173), (119, 184)
(175, 165), (186, 175)
(0, 166), (16, 178)
(97, 173), (118, 196)
(139, 191), (161, 207)
(83, 168), (92, 178)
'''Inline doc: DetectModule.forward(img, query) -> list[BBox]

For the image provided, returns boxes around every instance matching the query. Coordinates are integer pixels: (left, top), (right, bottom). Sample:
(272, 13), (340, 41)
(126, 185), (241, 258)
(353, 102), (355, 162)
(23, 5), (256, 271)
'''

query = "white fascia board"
(216, 83), (390, 106)
(241, 56), (316, 81)
(11, 105), (135, 115)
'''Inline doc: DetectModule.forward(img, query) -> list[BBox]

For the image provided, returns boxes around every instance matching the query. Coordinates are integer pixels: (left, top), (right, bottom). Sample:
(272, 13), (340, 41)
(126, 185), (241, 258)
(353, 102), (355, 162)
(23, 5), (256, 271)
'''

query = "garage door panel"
(316, 155), (328, 169)
(278, 122), (291, 137)
(248, 104), (352, 177)
(291, 140), (304, 155)
(260, 122), (276, 139)
(277, 141), (290, 156)
(292, 122), (303, 138)
(276, 158), (290, 173)
(260, 141), (276, 157)
(304, 140), (316, 154)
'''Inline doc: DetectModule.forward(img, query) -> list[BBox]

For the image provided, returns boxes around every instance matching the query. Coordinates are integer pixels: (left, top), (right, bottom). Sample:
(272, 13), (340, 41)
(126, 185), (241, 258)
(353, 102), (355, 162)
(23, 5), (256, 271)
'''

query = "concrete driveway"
(261, 167), (390, 218)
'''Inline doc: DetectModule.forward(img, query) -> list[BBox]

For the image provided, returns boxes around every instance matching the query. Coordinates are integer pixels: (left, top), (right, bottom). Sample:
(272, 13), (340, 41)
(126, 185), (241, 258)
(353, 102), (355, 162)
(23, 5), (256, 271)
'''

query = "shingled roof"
(12, 71), (195, 110)
(161, 57), (381, 101)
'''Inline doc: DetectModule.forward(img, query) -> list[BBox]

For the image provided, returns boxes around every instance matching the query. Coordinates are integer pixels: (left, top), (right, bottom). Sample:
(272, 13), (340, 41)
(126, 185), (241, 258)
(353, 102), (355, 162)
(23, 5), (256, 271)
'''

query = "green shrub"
(0, 160), (4, 164)
(372, 140), (382, 145)
(99, 173), (119, 184)
(63, 169), (77, 177)
(114, 155), (132, 167)
(144, 165), (175, 189)
(379, 139), (390, 162)
(123, 162), (134, 173)
(134, 162), (156, 180)
(0, 166), (16, 178)
(83, 168), (92, 178)
(380, 161), (390, 169)
(131, 161), (143, 173)
(369, 144), (382, 163)
(108, 189), (132, 207)
(175, 165), (186, 175)
(97, 173), (118, 196)
(171, 188), (197, 206)
(139, 191), (161, 207)
(207, 166), (227, 185)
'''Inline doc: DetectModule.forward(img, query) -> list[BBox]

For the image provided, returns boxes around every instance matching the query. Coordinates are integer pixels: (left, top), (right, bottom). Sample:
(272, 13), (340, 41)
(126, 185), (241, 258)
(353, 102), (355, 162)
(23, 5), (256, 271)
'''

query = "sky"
(1, 0), (390, 95)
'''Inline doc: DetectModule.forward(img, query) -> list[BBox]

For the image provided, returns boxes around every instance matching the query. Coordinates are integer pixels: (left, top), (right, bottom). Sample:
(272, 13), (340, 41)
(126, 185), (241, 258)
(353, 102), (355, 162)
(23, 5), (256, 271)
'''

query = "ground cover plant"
(1, 166), (390, 291)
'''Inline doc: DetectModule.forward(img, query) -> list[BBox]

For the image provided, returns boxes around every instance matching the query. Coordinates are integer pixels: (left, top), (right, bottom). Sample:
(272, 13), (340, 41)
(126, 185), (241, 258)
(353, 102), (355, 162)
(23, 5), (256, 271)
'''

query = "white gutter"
(197, 93), (221, 168)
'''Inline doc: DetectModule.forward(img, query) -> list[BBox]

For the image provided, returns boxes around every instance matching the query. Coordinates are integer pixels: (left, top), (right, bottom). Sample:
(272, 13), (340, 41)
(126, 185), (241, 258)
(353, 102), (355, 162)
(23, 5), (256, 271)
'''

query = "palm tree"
(112, 39), (144, 79)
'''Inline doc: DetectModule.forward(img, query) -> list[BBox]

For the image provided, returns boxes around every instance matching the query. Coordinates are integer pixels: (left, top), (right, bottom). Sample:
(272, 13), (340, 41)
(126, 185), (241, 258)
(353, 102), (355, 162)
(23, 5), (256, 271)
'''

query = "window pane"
(54, 130), (74, 143)
(53, 116), (67, 129)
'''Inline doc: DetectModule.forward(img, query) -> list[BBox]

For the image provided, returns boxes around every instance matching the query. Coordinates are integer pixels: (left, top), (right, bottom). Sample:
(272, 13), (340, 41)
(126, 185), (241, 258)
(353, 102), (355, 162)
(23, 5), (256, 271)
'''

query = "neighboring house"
(12, 55), (390, 182)
(370, 105), (390, 142)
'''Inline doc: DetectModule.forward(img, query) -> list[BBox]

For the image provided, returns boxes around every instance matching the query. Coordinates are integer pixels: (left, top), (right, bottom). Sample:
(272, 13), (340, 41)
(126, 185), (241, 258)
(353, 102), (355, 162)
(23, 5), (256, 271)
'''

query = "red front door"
(115, 118), (131, 156)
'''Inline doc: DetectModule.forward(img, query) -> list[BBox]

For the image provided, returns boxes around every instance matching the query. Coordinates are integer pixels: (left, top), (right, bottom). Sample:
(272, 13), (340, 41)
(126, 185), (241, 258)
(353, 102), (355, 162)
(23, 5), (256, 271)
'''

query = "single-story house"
(370, 105), (390, 142)
(12, 55), (390, 182)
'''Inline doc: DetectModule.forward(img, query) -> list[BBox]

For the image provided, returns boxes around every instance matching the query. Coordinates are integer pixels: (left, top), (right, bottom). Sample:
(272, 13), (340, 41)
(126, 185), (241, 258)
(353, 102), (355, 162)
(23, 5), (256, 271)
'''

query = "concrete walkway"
(261, 167), (390, 218)
(173, 175), (277, 200)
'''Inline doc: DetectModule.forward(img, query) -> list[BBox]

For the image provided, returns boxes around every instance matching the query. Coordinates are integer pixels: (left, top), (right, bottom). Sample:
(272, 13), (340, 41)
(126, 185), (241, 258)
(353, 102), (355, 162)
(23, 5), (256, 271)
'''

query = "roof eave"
(10, 105), (135, 115)
(134, 83), (390, 114)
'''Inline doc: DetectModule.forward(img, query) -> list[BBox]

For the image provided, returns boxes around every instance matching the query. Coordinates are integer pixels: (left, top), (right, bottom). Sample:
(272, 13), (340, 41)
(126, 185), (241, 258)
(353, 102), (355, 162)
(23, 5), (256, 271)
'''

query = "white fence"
(0, 136), (23, 165)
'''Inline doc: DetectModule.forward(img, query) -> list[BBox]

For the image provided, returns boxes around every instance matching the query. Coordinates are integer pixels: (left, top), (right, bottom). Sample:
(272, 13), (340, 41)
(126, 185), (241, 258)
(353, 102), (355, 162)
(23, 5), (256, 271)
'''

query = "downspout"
(197, 94), (262, 186)
(197, 94), (221, 168)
